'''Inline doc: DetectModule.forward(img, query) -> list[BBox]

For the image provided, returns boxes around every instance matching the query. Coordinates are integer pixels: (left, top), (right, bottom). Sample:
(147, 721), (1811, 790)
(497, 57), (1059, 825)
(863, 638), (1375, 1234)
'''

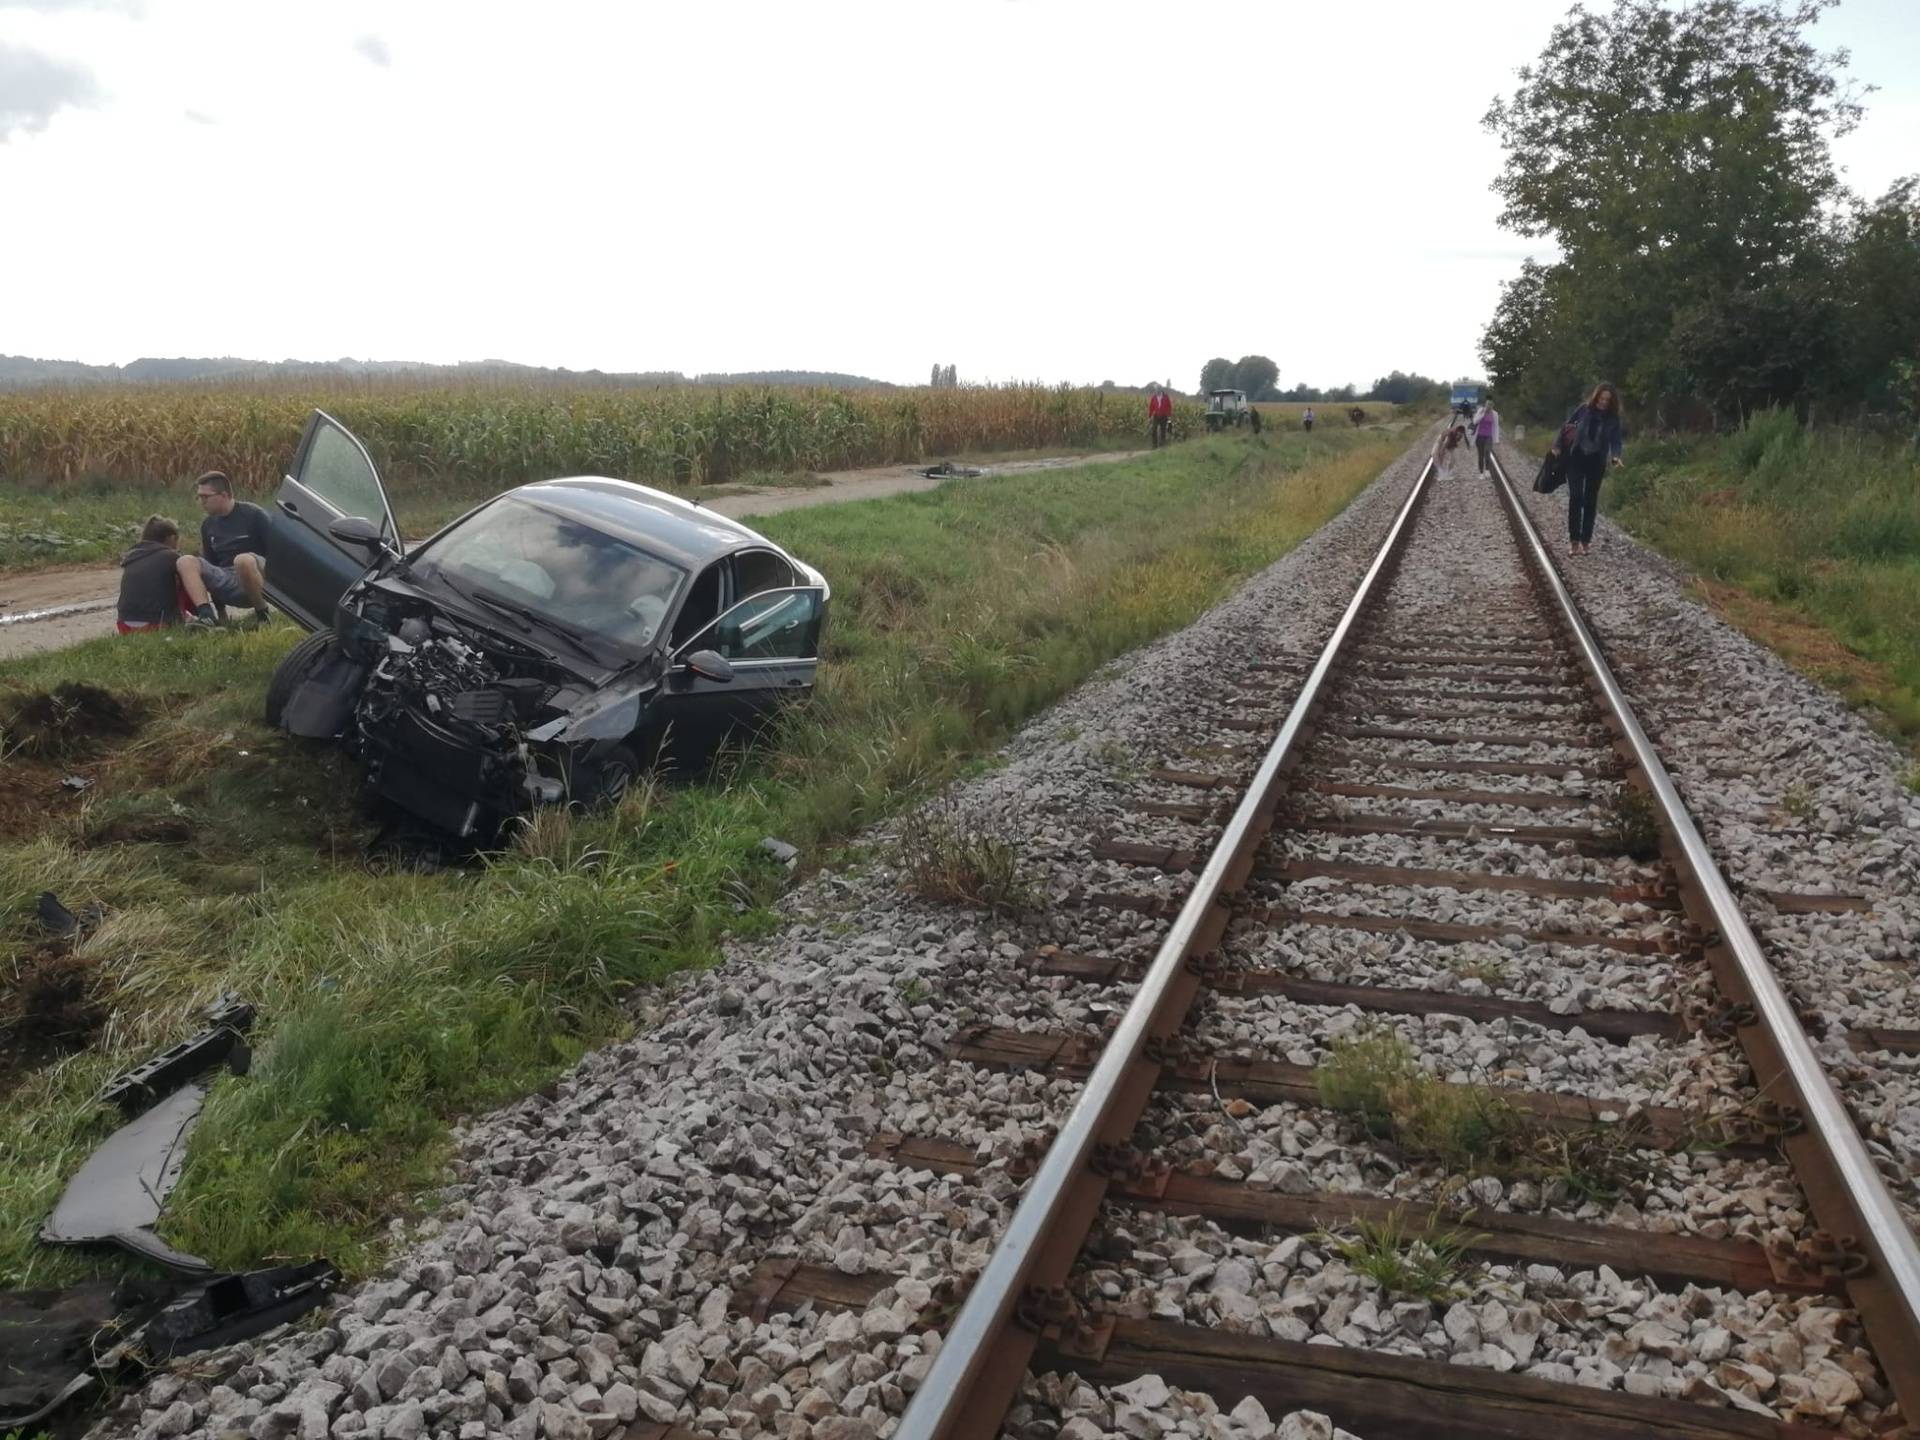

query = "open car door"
(265, 410), (398, 632)
(660, 585), (826, 731)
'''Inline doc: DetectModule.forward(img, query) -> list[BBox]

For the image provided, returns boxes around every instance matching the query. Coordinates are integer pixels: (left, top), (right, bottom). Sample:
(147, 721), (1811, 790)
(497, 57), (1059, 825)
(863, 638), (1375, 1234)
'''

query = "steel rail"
(894, 450), (1440, 1440)
(1488, 447), (1920, 1415)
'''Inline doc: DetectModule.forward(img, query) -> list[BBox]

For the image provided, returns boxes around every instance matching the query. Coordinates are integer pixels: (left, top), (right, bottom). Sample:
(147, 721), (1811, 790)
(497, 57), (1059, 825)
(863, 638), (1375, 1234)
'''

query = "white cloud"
(0, 41), (97, 137)
(352, 31), (387, 66)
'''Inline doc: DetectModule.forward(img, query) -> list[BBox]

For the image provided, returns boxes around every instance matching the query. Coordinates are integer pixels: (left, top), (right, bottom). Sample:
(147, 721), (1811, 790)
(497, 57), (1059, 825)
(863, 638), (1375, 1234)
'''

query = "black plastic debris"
(916, 461), (984, 479)
(41, 1084), (213, 1272)
(34, 890), (106, 938)
(35, 891), (79, 937)
(141, 1262), (339, 1361)
(0, 1284), (114, 1429)
(99, 996), (255, 1115)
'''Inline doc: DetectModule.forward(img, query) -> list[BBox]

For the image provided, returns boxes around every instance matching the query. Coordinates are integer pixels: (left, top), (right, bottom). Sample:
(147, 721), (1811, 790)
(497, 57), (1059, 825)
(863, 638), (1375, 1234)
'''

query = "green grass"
(1602, 412), (1920, 748)
(1314, 1212), (1483, 1301)
(0, 428), (1399, 1287)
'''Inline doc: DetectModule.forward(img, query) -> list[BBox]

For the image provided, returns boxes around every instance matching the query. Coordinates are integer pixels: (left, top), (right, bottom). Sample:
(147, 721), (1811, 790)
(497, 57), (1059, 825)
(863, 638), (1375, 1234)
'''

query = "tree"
(931, 362), (941, 388)
(1484, 0), (1858, 273)
(1833, 177), (1920, 412)
(1364, 370), (1447, 406)
(1199, 357), (1235, 394)
(1481, 0), (1865, 418)
(1231, 355), (1280, 401)
(943, 363), (958, 388)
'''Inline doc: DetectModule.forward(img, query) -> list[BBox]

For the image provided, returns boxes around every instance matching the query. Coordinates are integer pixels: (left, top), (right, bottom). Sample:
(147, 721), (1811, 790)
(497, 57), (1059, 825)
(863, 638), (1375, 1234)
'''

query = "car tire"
(567, 743), (641, 812)
(264, 629), (339, 728)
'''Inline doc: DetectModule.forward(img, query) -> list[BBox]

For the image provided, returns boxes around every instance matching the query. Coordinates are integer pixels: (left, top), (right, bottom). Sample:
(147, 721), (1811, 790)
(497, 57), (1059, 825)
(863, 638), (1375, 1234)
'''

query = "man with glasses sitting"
(191, 470), (273, 625)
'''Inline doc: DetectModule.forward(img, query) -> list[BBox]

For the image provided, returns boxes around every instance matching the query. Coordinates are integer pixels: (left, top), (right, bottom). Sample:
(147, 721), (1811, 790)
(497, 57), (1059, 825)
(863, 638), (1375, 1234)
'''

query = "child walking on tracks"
(1433, 420), (1469, 480)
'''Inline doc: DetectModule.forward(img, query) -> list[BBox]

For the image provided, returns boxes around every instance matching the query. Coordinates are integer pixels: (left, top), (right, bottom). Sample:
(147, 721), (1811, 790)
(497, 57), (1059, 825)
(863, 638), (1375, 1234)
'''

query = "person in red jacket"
(1147, 385), (1173, 448)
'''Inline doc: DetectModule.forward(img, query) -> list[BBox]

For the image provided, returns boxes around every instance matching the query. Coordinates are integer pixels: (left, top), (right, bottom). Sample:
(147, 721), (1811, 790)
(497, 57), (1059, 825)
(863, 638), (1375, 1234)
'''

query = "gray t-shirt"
(201, 501), (271, 568)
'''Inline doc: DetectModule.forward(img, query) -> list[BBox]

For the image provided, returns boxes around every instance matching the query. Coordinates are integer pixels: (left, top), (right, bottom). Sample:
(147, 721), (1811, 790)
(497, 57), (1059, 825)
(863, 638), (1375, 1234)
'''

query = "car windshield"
(410, 495), (686, 653)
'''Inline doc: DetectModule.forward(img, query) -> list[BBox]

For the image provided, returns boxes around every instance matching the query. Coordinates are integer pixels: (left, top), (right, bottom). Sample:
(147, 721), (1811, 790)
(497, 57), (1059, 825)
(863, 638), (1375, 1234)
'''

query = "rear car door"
(265, 410), (398, 631)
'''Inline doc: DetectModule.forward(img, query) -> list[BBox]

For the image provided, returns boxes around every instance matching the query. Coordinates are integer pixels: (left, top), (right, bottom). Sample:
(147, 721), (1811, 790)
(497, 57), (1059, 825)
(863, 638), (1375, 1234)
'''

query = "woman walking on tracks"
(1473, 397), (1500, 475)
(1551, 382), (1624, 555)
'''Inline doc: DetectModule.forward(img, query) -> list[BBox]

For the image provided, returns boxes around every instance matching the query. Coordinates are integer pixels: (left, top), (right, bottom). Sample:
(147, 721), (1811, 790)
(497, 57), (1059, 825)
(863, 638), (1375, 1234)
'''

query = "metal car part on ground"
(262, 410), (832, 837)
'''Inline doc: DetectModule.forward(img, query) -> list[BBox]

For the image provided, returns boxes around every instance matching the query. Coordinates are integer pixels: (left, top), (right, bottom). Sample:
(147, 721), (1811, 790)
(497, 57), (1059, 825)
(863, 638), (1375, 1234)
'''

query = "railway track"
(730, 442), (1920, 1438)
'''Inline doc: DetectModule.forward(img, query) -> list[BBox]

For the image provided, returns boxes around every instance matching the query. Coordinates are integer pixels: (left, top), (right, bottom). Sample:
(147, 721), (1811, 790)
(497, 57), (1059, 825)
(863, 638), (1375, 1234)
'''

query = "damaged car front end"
(264, 412), (827, 838)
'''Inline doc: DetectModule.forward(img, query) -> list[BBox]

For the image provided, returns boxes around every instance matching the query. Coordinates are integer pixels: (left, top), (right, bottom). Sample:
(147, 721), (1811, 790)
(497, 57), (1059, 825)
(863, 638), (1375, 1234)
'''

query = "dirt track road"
(0, 450), (1146, 662)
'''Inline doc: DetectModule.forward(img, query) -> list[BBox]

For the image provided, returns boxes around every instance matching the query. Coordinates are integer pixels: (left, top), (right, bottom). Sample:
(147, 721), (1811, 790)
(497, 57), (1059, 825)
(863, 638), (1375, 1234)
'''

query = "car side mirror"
(328, 515), (386, 552)
(683, 649), (734, 683)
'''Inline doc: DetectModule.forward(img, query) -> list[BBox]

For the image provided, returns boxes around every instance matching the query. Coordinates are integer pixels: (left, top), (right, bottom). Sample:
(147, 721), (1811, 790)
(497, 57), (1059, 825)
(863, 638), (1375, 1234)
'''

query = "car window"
(299, 423), (387, 531)
(411, 496), (686, 652)
(671, 563), (725, 650)
(733, 548), (797, 600)
(680, 587), (823, 662)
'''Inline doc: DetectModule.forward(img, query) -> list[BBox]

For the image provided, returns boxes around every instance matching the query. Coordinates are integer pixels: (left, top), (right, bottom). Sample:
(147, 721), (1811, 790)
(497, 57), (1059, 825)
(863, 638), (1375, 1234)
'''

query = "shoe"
(246, 606), (272, 627)
(185, 614), (219, 631)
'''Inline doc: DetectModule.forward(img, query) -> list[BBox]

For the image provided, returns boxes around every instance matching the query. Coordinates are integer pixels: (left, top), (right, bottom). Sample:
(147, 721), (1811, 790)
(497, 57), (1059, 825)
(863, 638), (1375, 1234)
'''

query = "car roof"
(504, 477), (785, 570)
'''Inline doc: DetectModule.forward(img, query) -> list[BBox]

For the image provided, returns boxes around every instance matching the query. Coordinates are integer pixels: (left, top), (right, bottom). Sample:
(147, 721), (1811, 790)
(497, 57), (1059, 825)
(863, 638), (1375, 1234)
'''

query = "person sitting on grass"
(116, 515), (216, 632)
(191, 470), (272, 624)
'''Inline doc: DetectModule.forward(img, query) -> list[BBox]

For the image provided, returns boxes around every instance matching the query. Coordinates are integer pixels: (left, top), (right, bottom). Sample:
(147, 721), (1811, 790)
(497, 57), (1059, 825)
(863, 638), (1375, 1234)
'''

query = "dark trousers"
(1566, 451), (1607, 542)
(1474, 436), (1491, 473)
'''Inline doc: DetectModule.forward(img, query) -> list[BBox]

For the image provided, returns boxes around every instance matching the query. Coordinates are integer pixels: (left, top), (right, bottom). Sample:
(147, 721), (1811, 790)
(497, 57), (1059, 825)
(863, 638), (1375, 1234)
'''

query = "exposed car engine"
(353, 623), (572, 836)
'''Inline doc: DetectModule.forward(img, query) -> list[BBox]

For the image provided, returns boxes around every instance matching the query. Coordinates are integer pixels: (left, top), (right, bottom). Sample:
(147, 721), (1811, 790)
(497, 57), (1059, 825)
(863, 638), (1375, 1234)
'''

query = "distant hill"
(0, 354), (896, 391)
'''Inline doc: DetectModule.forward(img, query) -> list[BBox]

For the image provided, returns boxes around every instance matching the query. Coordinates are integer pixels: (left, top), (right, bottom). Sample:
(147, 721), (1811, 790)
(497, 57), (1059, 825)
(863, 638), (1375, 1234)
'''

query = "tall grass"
(0, 429), (1399, 1284)
(1606, 412), (1920, 740)
(0, 380), (1200, 493)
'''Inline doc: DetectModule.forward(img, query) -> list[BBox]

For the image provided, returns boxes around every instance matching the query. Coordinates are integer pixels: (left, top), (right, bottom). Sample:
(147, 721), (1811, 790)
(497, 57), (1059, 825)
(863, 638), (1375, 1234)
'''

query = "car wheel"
(568, 743), (641, 811)
(264, 629), (339, 728)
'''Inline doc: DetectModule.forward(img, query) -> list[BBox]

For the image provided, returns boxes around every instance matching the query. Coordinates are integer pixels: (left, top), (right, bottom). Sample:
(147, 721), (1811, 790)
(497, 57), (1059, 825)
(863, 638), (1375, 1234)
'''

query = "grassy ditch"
(1594, 412), (1920, 750)
(0, 428), (1400, 1286)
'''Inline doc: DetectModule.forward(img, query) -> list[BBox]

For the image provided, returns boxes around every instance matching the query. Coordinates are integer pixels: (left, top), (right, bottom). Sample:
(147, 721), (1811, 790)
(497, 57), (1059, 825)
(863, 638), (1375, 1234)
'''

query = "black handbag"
(1533, 449), (1567, 494)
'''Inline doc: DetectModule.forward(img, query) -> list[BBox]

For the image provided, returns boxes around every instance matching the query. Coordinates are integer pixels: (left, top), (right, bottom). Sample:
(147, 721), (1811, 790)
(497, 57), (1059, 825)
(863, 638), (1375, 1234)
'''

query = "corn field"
(0, 381), (1202, 493)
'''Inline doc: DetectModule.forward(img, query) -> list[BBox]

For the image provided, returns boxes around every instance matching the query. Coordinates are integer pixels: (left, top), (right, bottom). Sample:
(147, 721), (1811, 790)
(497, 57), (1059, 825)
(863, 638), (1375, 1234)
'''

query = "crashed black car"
(263, 411), (829, 837)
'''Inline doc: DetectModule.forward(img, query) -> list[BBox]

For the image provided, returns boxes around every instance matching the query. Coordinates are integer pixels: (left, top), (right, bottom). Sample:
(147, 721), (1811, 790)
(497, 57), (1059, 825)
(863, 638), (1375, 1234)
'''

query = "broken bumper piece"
(41, 1082), (213, 1272)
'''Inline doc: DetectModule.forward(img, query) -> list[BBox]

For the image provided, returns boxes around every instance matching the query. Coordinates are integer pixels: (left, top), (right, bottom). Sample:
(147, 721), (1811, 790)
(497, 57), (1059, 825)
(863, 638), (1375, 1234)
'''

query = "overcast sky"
(2, 0), (1914, 390)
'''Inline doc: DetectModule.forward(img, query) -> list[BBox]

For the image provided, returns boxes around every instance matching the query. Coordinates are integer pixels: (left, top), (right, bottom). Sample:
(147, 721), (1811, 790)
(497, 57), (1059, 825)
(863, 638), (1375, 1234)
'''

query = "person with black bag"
(1549, 382), (1625, 555)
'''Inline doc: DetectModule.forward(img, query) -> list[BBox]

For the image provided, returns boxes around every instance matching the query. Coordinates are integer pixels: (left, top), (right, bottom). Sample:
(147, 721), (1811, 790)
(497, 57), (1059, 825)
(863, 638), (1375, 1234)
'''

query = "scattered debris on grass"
(99, 996), (254, 1115)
